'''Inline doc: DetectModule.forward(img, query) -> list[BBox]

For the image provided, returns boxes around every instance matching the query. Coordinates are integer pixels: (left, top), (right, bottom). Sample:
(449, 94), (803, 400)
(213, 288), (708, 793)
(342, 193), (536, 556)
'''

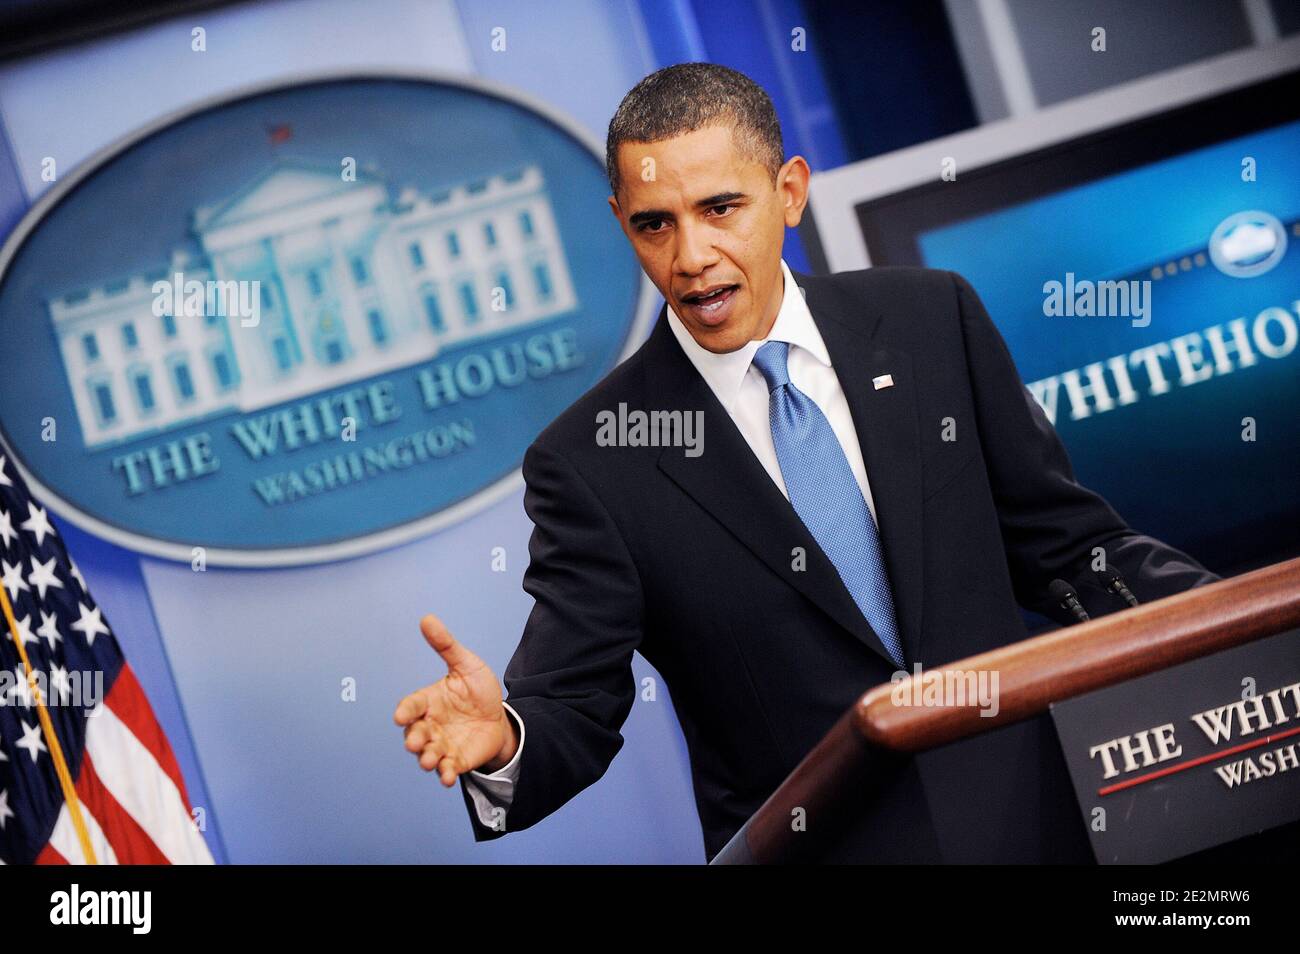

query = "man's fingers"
(418, 738), (441, 770)
(437, 755), (458, 787)
(404, 720), (432, 752)
(420, 739), (454, 775)
(420, 613), (480, 676)
(393, 691), (428, 727)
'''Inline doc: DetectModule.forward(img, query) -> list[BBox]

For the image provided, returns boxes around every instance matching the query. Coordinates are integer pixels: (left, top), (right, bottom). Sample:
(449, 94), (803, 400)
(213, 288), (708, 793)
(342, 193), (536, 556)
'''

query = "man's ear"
(778, 156), (811, 229)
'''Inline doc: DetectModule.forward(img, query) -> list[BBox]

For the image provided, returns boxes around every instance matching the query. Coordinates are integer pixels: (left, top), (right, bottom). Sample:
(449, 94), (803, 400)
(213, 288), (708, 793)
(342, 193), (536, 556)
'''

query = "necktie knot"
(751, 340), (791, 392)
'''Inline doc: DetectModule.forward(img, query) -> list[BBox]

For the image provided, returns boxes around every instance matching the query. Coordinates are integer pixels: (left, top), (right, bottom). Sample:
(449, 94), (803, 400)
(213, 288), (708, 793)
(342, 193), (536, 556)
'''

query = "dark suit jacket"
(459, 265), (1219, 862)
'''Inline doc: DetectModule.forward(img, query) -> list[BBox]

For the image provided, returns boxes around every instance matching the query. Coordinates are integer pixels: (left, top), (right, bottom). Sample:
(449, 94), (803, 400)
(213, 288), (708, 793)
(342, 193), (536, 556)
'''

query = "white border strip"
(1243, 0), (1281, 45)
(976, 0), (1037, 117)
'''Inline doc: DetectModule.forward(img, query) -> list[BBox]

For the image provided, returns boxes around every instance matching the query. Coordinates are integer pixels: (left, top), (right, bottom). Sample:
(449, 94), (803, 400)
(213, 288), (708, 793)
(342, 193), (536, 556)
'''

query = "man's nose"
(673, 220), (719, 276)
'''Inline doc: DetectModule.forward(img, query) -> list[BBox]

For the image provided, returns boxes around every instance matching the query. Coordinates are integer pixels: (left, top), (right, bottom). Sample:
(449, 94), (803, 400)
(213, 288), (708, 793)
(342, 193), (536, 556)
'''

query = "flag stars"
(27, 555), (65, 601)
(37, 609), (63, 652)
(0, 790), (13, 832)
(6, 666), (33, 707)
(0, 455), (11, 487)
(1, 558), (29, 602)
(49, 664), (72, 704)
(15, 720), (47, 763)
(70, 601), (110, 647)
(6, 613), (37, 649)
(19, 503), (56, 549)
(0, 508), (15, 550)
(69, 558), (87, 594)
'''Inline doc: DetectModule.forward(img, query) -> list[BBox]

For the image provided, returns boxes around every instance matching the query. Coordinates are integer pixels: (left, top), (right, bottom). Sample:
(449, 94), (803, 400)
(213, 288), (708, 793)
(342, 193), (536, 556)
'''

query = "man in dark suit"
(393, 63), (1218, 862)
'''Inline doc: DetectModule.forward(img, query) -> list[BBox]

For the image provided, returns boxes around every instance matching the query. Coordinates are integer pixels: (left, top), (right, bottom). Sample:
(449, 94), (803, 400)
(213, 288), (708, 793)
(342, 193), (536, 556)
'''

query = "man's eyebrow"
(628, 191), (748, 227)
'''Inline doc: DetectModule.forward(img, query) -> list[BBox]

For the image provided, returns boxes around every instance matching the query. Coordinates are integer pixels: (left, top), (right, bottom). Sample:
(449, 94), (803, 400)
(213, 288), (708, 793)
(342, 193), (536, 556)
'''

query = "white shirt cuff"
(463, 702), (523, 831)
(469, 700), (524, 782)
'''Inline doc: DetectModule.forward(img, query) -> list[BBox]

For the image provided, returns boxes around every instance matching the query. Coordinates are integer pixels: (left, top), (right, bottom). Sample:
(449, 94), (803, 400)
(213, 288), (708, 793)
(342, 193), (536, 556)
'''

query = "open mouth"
(682, 284), (739, 324)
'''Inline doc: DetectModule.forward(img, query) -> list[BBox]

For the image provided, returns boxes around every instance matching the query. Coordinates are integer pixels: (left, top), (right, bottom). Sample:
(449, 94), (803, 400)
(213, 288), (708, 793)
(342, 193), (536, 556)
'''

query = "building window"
(483, 221), (496, 248)
(422, 289), (444, 333)
(273, 336), (292, 371)
(162, 312), (177, 338)
(306, 268), (324, 298)
(173, 361), (195, 400)
(132, 371), (155, 412)
(122, 323), (138, 349)
(368, 309), (387, 344)
(212, 351), (234, 390)
(409, 242), (425, 269)
(532, 261), (553, 300)
(350, 256), (369, 286)
(261, 283), (275, 310)
(459, 281), (479, 324)
(518, 210), (534, 238)
(325, 340), (344, 364)
(446, 232), (460, 259)
(494, 269), (514, 310)
(82, 333), (99, 361)
(92, 381), (115, 423)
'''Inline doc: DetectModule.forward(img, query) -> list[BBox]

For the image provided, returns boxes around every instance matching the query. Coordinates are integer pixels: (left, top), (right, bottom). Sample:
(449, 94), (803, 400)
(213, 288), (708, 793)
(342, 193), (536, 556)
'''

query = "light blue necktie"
(751, 340), (906, 669)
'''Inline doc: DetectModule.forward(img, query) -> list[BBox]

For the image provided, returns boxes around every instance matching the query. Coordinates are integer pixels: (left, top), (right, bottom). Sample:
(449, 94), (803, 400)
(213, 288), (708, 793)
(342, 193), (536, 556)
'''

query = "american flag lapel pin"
(872, 373), (894, 391)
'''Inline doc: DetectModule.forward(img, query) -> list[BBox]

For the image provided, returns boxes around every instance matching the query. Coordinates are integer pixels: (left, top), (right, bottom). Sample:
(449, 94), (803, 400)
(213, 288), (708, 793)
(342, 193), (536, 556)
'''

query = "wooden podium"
(711, 557), (1300, 864)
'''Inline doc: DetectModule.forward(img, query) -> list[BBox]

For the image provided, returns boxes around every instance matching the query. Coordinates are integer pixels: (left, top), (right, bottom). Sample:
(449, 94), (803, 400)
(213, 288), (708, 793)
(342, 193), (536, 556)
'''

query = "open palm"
(394, 613), (510, 786)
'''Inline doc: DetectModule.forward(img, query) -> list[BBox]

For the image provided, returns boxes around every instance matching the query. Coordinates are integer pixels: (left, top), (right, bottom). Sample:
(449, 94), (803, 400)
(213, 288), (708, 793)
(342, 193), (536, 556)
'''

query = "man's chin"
(688, 321), (750, 355)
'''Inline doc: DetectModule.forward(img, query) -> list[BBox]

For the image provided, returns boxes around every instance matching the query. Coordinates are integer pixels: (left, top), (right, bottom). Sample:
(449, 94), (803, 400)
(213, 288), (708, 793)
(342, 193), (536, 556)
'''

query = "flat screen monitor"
(852, 69), (1300, 575)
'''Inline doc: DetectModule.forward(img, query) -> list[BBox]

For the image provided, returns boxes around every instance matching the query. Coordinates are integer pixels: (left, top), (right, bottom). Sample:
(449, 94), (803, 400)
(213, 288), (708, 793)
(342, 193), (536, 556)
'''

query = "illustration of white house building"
(48, 160), (578, 450)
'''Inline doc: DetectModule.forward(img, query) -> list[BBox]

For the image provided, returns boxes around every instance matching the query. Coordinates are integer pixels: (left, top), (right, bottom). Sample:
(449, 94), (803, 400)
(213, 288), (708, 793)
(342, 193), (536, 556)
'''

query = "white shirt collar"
(665, 258), (832, 413)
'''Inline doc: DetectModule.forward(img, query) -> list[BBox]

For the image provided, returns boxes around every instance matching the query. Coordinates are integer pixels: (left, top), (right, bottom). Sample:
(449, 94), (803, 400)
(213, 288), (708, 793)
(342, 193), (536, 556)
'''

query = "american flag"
(0, 450), (213, 864)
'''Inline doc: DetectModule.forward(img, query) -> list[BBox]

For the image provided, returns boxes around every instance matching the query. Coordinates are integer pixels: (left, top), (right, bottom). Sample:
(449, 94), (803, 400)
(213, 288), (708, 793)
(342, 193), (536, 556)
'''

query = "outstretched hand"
(393, 613), (516, 786)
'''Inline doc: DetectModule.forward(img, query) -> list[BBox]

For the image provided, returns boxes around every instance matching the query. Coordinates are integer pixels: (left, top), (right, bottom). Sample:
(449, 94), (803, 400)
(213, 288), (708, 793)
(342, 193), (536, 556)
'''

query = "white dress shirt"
(461, 257), (879, 829)
(461, 700), (524, 830)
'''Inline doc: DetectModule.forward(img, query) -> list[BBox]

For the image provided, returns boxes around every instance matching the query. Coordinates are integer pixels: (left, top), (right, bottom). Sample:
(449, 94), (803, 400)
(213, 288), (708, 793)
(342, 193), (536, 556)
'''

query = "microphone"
(1096, 567), (1140, 608)
(1048, 578), (1090, 624)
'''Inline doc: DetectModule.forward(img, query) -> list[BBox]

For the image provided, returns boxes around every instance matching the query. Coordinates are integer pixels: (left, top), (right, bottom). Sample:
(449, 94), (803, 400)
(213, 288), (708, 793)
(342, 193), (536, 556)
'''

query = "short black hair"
(605, 62), (784, 201)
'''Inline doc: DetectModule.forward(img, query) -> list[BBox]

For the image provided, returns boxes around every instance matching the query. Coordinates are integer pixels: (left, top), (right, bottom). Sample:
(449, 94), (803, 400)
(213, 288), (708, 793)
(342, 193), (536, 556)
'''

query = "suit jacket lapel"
(797, 270), (926, 670)
(646, 295), (902, 669)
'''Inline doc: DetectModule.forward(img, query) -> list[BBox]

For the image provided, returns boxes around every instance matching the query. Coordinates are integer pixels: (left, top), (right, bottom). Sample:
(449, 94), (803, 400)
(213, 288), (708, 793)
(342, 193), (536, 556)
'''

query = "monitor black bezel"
(853, 68), (1300, 267)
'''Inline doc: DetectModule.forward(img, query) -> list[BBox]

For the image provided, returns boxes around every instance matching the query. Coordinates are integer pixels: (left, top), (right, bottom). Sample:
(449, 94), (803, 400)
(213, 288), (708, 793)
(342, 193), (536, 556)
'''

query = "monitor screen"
(854, 70), (1300, 575)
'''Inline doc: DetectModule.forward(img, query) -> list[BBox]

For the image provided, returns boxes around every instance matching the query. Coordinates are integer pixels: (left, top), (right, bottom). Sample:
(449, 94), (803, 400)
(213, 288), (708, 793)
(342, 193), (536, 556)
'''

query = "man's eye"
(710, 204), (735, 215)
(638, 219), (666, 233)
